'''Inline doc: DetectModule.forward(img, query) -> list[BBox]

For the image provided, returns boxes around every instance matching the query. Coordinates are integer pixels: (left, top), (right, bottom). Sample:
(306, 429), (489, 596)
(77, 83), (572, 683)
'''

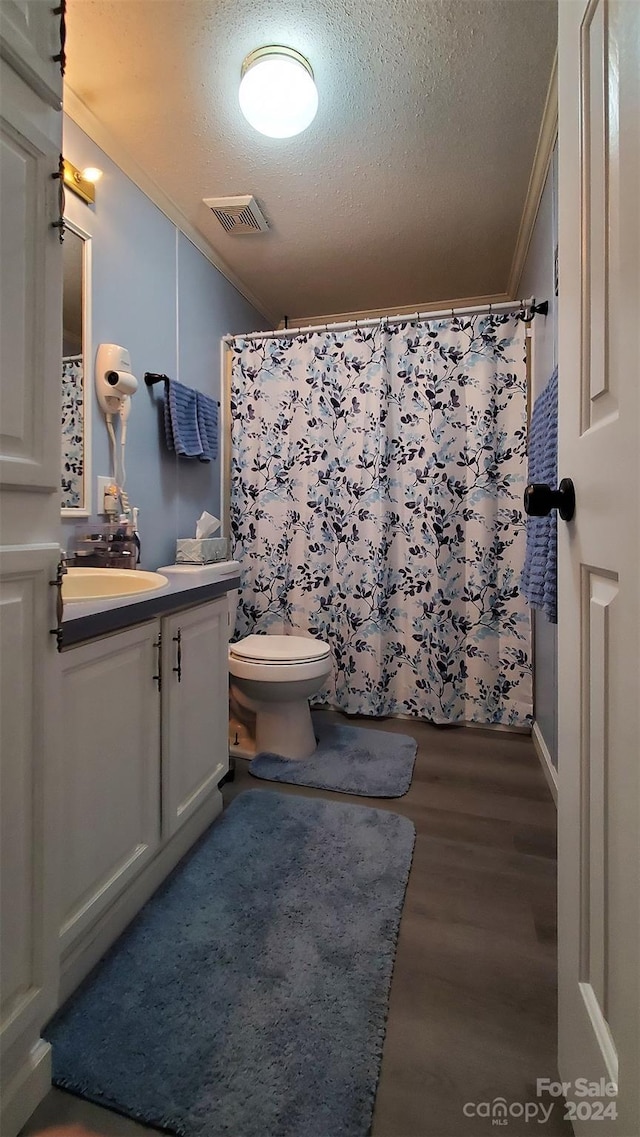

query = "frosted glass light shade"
(239, 47), (318, 138)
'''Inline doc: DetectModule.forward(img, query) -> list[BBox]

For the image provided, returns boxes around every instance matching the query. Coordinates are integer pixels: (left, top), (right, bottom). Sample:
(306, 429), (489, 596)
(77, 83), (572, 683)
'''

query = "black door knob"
(524, 478), (575, 522)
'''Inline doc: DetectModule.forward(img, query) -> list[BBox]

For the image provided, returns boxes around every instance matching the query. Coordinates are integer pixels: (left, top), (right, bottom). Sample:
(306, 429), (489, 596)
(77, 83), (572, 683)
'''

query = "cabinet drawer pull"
(152, 633), (162, 691)
(173, 629), (182, 682)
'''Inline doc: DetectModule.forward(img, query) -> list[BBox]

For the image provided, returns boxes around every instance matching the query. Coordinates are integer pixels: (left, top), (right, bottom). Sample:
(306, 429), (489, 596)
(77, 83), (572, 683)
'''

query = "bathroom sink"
(62, 567), (169, 603)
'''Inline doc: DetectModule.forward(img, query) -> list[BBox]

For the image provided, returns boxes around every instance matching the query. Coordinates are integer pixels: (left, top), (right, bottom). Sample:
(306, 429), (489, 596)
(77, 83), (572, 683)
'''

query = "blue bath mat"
(250, 716), (417, 797)
(45, 789), (415, 1137)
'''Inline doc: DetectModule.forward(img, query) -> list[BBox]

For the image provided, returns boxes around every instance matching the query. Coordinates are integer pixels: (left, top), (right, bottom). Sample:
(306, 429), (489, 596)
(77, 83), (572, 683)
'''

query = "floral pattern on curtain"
(230, 314), (531, 726)
(61, 354), (84, 509)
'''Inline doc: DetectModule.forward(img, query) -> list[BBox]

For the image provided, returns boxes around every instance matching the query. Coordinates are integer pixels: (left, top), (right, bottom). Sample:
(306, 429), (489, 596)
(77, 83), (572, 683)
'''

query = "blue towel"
(521, 368), (558, 623)
(196, 391), (219, 462)
(164, 379), (202, 458)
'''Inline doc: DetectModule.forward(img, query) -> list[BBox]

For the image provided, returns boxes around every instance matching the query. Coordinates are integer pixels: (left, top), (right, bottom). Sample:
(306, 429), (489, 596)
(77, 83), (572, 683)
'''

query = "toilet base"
(228, 704), (318, 761)
(255, 700), (317, 760)
(229, 710), (256, 758)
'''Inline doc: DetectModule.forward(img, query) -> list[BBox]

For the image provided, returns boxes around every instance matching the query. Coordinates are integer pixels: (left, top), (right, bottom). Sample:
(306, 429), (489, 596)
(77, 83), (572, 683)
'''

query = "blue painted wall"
(62, 116), (270, 569)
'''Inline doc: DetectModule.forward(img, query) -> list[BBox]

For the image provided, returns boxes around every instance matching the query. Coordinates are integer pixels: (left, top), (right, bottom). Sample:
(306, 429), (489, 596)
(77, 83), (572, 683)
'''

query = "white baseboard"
(532, 720), (558, 806)
(0, 1038), (51, 1137)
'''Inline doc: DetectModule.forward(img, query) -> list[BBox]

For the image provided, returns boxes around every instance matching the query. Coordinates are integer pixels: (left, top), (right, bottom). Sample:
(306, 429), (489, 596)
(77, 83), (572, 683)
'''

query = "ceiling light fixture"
(239, 46), (318, 138)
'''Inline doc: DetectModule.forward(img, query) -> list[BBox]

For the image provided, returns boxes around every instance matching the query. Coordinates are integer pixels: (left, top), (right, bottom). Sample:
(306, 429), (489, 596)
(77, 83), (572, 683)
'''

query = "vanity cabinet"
(57, 596), (229, 989)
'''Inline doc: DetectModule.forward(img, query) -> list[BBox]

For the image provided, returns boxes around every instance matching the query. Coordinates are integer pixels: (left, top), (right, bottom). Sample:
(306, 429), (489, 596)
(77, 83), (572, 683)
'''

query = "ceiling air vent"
(203, 195), (269, 235)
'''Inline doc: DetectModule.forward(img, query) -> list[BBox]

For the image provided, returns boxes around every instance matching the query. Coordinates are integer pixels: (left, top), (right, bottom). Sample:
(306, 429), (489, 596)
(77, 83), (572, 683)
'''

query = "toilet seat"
(229, 634), (330, 666)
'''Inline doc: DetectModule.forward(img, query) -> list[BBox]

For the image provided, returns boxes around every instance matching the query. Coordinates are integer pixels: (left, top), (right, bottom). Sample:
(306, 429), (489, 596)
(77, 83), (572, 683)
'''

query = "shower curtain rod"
(222, 297), (544, 344)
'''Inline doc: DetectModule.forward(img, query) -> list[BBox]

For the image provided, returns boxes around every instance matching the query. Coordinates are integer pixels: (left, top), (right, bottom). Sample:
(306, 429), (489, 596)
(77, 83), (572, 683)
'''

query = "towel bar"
(144, 372), (220, 406)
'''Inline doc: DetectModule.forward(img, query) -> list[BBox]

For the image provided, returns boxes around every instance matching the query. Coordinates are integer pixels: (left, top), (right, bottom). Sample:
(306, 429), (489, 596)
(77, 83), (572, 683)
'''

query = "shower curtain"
(61, 354), (85, 509)
(230, 313), (531, 726)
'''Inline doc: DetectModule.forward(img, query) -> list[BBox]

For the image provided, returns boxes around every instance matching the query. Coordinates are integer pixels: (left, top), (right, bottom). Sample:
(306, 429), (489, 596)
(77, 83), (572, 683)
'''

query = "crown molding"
(285, 291), (517, 329)
(507, 52), (558, 298)
(63, 85), (279, 327)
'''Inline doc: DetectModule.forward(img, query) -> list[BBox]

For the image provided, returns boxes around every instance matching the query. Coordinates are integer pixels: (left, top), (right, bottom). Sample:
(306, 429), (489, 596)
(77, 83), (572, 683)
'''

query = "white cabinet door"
(162, 599), (229, 837)
(0, 545), (60, 1127)
(0, 0), (63, 107)
(0, 65), (62, 491)
(58, 623), (161, 953)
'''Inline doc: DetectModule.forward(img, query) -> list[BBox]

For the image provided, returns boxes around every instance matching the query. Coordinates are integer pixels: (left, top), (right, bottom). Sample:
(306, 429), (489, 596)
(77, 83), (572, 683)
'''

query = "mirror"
(61, 220), (92, 514)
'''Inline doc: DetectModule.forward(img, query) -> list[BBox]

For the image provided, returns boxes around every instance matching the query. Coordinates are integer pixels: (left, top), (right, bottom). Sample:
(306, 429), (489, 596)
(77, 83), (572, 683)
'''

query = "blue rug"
(250, 716), (417, 797)
(45, 789), (415, 1137)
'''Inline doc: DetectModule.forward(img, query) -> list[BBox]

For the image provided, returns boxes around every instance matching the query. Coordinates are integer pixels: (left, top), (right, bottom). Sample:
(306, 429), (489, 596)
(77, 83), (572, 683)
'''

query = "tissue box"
(176, 537), (229, 564)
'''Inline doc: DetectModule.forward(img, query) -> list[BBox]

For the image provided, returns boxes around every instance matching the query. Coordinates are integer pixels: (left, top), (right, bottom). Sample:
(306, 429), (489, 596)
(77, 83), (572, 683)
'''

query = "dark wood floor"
(23, 711), (571, 1137)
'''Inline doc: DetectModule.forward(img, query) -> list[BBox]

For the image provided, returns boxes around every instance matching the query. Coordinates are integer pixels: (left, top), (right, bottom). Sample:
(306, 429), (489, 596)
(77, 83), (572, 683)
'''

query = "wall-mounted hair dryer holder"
(95, 344), (138, 413)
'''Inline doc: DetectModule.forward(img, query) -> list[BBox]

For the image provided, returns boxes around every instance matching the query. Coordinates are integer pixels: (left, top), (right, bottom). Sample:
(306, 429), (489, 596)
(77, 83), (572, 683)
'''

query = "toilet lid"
(230, 634), (331, 664)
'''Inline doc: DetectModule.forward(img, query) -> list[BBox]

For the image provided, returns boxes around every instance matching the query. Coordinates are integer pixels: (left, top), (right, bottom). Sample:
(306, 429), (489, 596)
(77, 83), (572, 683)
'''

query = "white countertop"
(63, 560), (240, 622)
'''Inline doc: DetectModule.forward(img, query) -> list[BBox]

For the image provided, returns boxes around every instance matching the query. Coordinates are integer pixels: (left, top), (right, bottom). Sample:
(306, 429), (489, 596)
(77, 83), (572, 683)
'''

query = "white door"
(0, 19), (62, 1134)
(557, 2), (639, 1134)
(162, 600), (229, 837)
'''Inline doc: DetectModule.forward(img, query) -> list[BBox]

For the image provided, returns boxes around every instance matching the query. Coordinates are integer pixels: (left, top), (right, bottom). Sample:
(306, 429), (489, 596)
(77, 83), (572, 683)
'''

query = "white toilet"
(228, 582), (332, 759)
(228, 633), (332, 759)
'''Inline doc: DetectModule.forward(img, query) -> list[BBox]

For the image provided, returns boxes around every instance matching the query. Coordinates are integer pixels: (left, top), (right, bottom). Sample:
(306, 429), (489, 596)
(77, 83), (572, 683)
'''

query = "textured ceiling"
(65, 0), (557, 323)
